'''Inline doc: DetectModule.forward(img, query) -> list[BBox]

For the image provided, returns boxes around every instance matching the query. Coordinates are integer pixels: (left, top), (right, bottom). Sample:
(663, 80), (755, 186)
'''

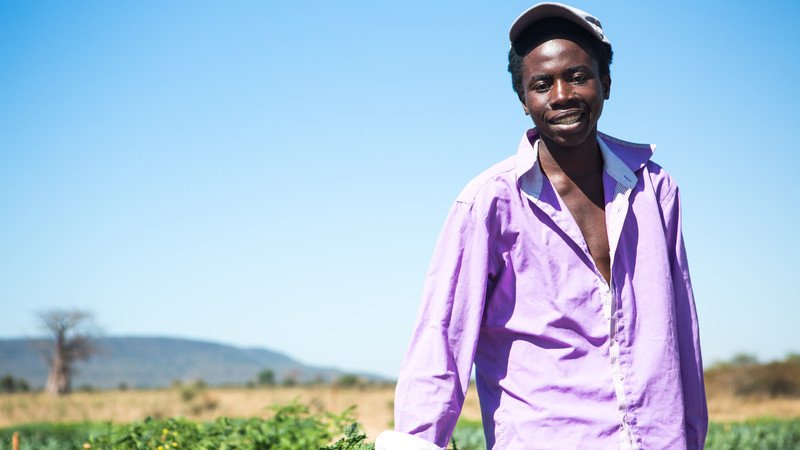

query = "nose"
(551, 79), (574, 107)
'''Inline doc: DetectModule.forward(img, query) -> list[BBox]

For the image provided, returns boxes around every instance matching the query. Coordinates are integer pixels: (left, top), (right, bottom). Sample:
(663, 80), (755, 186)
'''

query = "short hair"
(508, 17), (613, 103)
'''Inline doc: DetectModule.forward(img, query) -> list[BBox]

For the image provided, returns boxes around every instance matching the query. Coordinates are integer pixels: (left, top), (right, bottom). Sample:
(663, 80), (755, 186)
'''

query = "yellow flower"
(163, 429), (169, 434)
(173, 444), (178, 447)
(158, 447), (164, 450)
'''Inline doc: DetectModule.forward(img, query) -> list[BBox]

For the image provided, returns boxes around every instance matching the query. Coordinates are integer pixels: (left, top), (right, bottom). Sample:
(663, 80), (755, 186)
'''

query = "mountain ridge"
(0, 336), (387, 389)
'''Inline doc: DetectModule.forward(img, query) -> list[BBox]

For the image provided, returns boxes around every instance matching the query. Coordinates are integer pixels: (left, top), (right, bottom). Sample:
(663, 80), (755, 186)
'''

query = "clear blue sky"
(1, 1), (798, 379)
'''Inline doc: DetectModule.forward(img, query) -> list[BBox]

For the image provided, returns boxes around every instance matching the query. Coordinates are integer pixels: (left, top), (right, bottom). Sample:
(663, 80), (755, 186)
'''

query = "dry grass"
(708, 395), (800, 422)
(1, 385), (798, 440)
(0, 386), (399, 439)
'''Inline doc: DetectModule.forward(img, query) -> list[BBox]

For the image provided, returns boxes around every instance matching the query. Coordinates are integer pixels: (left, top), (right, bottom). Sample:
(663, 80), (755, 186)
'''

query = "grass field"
(2, 384), (800, 441)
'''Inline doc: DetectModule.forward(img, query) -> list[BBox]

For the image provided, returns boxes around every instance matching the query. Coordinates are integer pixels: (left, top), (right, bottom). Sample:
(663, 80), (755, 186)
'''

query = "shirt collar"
(516, 128), (655, 200)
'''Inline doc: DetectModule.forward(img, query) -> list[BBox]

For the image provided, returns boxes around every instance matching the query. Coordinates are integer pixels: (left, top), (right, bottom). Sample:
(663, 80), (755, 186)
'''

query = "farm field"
(2, 384), (800, 441)
(0, 385), (402, 441)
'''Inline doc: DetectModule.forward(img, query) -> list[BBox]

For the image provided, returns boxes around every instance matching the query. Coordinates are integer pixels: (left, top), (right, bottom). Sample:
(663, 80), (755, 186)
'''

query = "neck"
(537, 133), (603, 180)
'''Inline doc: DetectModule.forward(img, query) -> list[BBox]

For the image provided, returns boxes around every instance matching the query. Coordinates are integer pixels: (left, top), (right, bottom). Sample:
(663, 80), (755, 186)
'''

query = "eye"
(571, 73), (588, 84)
(532, 82), (551, 93)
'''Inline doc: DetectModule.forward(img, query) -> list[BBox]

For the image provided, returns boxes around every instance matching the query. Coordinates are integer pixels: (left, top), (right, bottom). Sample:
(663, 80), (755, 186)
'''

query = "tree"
(36, 310), (97, 395)
(257, 368), (275, 386)
(730, 353), (759, 366)
(0, 374), (30, 393)
(335, 374), (361, 388)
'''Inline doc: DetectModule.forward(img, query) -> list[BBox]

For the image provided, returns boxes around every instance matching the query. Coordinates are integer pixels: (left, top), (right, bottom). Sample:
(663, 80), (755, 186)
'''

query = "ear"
(522, 102), (530, 116)
(602, 75), (611, 100)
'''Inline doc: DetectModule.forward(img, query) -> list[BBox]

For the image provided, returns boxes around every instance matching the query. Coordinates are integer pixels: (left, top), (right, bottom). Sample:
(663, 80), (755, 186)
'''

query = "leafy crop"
(449, 419), (485, 450)
(3, 402), (800, 450)
(0, 400), (373, 450)
(0, 421), (110, 450)
(705, 418), (800, 449)
(446, 418), (800, 450)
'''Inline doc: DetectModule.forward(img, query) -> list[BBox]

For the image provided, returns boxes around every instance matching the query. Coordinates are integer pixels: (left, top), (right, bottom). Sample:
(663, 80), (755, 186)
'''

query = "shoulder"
(643, 160), (680, 207)
(454, 155), (518, 207)
(597, 131), (680, 206)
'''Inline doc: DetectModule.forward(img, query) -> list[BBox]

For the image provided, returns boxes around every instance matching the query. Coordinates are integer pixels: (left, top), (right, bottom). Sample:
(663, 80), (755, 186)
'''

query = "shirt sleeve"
(663, 187), (708, 449)
(393, 199), (496, 448)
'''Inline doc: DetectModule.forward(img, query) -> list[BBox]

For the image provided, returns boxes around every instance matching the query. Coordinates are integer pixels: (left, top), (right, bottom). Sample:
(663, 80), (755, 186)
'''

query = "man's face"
(521, 38), (611, 149)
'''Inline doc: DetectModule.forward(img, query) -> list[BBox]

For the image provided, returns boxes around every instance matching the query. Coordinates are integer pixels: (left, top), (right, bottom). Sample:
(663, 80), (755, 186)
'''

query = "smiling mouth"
(550, 112), (583, 125)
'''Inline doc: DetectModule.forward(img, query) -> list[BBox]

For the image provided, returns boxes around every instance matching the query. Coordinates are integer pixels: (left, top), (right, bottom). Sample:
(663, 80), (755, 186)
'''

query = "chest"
(549, 174), (611, 281)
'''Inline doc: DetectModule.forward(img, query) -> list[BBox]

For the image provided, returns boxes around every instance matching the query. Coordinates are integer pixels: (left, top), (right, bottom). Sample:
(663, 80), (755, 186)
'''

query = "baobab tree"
(37, 310), (97, 395)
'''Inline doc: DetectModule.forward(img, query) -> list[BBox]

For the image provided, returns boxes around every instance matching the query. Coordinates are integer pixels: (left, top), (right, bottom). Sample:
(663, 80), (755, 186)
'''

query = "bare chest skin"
(548, 171), (611, 284)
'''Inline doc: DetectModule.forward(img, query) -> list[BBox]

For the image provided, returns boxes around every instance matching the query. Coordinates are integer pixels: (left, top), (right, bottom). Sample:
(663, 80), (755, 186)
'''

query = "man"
(377, 3), (707, 449)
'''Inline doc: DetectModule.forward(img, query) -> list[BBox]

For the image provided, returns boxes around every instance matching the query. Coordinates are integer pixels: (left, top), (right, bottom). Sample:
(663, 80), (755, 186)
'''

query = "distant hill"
(0, 337), (386, 389)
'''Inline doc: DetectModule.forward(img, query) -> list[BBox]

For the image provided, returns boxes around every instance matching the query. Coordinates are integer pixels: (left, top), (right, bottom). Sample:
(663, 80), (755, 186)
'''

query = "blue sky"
(1, 1), (799, 379)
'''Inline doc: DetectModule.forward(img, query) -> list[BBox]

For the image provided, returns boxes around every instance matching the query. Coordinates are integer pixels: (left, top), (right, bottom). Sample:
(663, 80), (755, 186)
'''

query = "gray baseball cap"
(509, 2), (610, 46)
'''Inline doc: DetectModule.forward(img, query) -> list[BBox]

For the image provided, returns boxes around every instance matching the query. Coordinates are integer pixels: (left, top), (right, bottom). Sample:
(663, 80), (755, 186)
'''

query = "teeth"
(552, 113), (582, 125)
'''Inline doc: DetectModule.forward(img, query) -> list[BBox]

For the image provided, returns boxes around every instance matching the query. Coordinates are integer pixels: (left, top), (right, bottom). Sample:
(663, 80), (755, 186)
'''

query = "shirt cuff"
(375, 430), (444, 450)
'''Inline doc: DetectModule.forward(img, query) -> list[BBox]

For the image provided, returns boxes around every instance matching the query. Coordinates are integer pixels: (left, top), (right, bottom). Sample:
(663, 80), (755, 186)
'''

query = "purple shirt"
(394, 130), (707, 449)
